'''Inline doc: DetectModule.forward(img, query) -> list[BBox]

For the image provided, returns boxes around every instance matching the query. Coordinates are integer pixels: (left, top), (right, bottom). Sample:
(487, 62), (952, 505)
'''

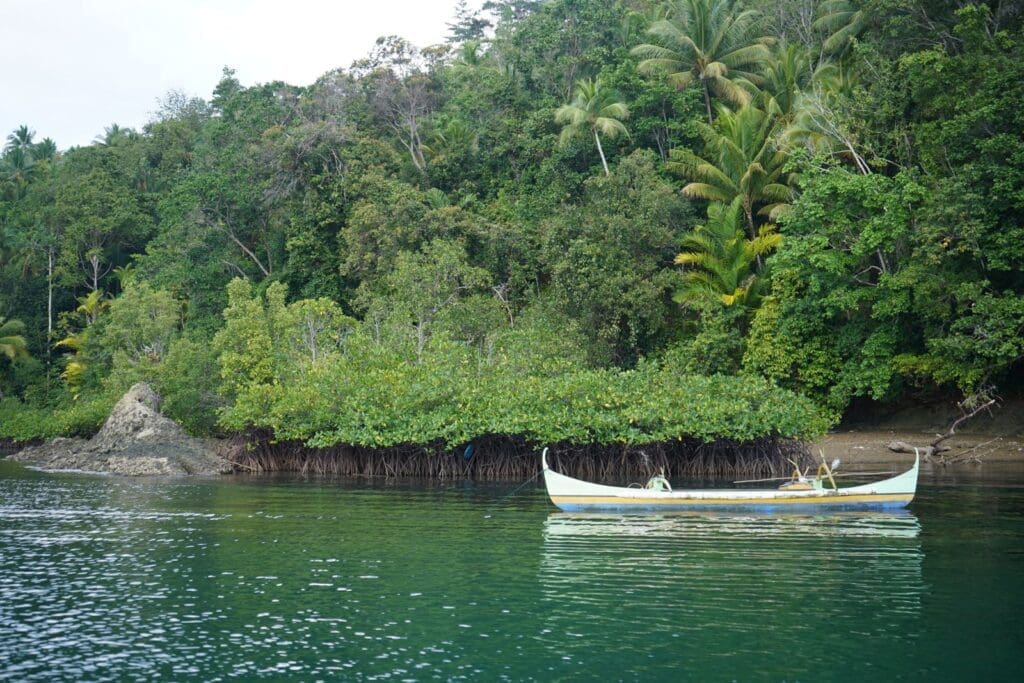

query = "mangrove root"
(223, 433), (813, 481)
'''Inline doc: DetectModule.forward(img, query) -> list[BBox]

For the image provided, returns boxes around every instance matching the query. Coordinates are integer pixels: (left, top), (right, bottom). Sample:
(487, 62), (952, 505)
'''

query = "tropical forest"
(2, 0), (1022, 476)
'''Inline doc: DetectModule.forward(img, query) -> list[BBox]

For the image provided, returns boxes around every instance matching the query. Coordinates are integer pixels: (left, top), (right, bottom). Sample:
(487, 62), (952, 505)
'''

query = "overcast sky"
(1, 0), (481, 149)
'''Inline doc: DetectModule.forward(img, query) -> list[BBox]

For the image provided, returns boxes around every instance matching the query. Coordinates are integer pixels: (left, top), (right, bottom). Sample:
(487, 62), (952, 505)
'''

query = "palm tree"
(668, 104), (791, 240)
(0, 317), (29, 360)
(814, 0), (865, 56)
(423, 119), (479, 163)
(674, 197), (780, 307)
(32, 138), (58, 162)
(94, 124), (135, 146)
(631, 0), (773, 123)
(74, 289), (109, 325)
(759, 42), (817, 121)
(1, 147), (36, 196)
(0, 316), (29, 400)
(456, 40), (485, 67)
(54, 332), (87, 397)
(555, 77), (630, 176)
(5, 125), (35, 154)
(52, 292), (108, 398)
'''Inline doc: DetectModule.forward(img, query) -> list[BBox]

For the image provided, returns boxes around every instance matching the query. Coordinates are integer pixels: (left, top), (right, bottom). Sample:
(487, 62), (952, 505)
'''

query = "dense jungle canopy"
(1, 0), (1022, 453)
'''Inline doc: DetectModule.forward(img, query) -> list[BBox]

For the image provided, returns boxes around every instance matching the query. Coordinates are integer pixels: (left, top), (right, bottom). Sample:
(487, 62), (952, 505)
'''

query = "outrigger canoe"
(541, 448), (919, 513)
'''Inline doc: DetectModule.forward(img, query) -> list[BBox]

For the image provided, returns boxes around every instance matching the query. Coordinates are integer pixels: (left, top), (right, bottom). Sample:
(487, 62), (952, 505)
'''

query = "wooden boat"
(541, 448), (919, 512)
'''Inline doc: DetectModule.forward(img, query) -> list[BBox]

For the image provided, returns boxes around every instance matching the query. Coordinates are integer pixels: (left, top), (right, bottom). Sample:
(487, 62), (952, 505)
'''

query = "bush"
(226, 332), (831, 450)
(155, 338), (224, 436)
(0, 391), (117, 442)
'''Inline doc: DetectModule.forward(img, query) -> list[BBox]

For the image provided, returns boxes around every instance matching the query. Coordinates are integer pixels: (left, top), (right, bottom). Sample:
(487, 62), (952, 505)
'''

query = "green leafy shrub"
(155, 338), (224, 436)
(0, 391), (117, 442)
(221, 329), (830, 449)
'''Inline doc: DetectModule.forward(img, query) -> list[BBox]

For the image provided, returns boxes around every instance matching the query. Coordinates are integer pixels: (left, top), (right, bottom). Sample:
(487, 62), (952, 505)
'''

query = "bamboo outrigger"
(541, 448), (919, 513)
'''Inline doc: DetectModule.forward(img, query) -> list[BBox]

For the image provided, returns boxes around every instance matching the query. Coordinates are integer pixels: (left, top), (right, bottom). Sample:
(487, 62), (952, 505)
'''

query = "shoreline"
(815, 430), (1024, 466)
(6, 429), (1021, 479)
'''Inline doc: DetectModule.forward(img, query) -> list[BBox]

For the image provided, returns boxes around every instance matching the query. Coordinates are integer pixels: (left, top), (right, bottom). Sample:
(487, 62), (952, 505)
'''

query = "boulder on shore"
(10, 383), (231, 476)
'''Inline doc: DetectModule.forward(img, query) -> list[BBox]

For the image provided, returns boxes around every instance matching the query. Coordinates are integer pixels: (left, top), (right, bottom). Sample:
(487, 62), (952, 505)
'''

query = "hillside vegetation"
(2, 1), (1022, 461)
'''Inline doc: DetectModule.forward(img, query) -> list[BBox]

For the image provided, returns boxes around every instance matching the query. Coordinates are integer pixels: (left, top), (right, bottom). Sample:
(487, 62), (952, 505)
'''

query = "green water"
(1, 460), (1022, 681)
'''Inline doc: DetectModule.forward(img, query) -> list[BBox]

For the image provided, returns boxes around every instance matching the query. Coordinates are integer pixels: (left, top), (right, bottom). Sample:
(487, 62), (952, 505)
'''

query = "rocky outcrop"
(10, 383), (231, 475)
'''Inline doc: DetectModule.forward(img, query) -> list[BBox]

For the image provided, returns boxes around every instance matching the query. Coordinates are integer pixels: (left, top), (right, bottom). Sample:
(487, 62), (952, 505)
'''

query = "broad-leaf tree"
(356, 239), (492, 359)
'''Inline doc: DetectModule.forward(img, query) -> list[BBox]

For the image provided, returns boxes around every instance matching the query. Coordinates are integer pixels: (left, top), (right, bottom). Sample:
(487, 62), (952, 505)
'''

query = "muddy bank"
(816, 430), (1024, 466)
(818, 397), (1024, 467)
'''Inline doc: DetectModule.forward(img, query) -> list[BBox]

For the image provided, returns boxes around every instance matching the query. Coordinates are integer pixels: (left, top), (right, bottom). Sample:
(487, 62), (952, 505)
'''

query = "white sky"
(1, 0), (481, 149)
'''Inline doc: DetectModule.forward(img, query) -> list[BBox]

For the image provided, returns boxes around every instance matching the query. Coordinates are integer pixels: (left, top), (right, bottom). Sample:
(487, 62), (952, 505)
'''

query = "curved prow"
(541, 447), (549, 471)
(849, 448), (919, 499)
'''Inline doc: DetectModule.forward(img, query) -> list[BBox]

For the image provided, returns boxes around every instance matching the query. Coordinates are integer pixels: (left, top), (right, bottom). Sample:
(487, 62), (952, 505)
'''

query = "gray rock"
(10, 383), (231, 476)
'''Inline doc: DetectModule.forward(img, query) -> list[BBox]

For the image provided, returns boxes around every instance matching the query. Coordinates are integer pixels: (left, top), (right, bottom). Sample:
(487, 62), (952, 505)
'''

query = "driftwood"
(939, 436), (1003, 465)
(888, 397), (998, 463)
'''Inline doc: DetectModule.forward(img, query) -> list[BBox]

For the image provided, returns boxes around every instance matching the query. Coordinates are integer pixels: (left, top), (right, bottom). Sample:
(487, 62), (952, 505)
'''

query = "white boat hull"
(541, 450), (919, 513)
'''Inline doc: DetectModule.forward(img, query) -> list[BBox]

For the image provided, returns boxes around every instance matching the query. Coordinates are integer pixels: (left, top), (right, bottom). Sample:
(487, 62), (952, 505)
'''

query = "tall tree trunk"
(46, 248), (53, 353)
(90, 254), (101, 293)
(848, 141), (871, 176)
(845, 146), (884, 271)
(702, 81), (714, 124)
(745, 203), (764, 271)
(593, 129), (610, 176)
(416, 323), (426, 360)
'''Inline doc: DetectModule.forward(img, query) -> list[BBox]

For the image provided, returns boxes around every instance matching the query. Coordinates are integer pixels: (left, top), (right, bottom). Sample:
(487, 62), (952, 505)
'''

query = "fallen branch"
(888, 440), (948, 456)
(933, 436), (1002, 466)
(887, 396), (999, 460)
(931, 398), (997, 450)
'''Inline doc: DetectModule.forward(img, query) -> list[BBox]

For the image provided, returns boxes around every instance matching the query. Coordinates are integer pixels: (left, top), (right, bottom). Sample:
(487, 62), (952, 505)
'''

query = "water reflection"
(544, 510), (921, 538)
(539, 511), (925, 681)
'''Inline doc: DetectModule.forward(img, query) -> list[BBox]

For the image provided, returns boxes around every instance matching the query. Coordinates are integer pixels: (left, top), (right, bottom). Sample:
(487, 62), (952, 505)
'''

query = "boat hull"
(548, 494), (914, 513)
(541, 450), (919, 513)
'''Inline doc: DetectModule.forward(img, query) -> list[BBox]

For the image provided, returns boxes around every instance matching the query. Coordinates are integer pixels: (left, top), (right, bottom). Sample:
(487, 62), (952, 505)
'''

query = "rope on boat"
(482, 465), (545, 518)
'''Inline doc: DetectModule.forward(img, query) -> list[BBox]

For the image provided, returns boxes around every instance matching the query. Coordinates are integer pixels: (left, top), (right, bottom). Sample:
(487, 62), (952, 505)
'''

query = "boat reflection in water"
(543, 509), (922, 539)
(538, 511), (925, 680)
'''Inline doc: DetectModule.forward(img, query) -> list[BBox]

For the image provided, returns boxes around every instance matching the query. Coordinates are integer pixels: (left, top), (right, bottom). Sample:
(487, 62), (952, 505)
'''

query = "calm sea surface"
(1, 459), (1022, 681)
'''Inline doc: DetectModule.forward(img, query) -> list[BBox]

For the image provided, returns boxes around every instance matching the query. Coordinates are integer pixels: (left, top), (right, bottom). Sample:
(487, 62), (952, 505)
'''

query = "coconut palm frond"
(814, 0), (866, 55)
(0, 316), (29, 360)
(555, 77), (630, 175)
(672, 192), (781, 309)
(594, 117), (630, 140)
(709, 74), (753, 106)
(633, 0), (773, 122)
(719, 43), (772, 69)
(683, 182), (733, 202)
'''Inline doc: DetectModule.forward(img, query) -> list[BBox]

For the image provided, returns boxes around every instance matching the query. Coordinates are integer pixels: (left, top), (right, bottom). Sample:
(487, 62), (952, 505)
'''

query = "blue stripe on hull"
(554, 501), (912, 513)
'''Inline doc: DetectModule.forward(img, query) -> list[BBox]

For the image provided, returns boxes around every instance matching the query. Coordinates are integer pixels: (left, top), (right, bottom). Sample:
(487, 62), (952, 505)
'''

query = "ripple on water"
(1, 464), (1023, 681)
